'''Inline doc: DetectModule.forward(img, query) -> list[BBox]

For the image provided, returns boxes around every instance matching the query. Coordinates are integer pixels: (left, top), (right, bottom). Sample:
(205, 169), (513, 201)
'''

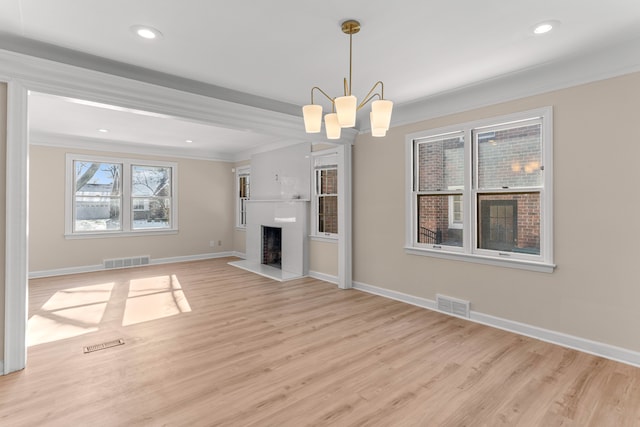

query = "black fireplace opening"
(262, 226), (282, 269)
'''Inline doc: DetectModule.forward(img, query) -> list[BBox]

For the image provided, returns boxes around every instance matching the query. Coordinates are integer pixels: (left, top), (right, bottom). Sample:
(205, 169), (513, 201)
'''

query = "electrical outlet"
(218, 240), (222, 246)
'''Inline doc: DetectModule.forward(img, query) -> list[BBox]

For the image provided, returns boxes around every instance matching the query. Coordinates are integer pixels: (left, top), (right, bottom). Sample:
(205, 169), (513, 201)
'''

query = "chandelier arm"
(357, 81), (385, 110)
(310, 86), (335, 105)
(357, 93), (382, 111)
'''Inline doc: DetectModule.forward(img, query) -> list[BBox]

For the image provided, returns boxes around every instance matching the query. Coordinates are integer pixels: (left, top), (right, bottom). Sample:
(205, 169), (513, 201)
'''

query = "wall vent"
(104, 255), (150, 269)
(436, 294), (470, 318)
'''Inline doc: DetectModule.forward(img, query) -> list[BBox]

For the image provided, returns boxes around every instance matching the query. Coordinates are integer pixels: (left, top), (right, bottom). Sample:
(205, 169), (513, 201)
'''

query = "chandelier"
(302, 20), (393, 139)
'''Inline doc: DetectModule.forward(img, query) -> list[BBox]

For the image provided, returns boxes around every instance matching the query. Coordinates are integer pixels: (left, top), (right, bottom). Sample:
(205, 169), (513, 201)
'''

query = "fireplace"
(262, 226), (282, 269)
(229, 200), (309, 281)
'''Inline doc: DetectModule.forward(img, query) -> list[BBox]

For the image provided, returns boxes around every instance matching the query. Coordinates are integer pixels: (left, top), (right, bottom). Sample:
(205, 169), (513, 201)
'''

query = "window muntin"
(73, 161), (122, 232)
(407, 109), (552, 269)
(67, 154), (177, 236)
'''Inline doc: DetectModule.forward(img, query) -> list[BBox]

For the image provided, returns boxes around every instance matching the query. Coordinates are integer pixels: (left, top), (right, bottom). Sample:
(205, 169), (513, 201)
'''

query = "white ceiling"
(2, 0), (640, 159)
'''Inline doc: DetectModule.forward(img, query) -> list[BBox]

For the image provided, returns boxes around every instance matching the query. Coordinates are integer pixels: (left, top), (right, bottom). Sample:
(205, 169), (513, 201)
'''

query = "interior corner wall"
(29, 145), (235, 273)
(353, 71), (640, 352)
(0, 82), (7, 360)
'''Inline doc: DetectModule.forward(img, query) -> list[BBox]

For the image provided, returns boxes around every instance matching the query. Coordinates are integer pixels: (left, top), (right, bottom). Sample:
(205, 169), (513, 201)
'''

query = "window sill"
(65, 229), (179, 239)
(310, 235), (338, 243)
(235, 226), (247, 231)
(404, 246), (555, 273)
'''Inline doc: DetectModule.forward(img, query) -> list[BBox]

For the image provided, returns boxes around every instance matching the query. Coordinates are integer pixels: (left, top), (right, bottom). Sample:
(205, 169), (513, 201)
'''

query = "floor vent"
(83, 338), (125, 354)
(104, 255), (150, 269)
(436, 294), (470, 318)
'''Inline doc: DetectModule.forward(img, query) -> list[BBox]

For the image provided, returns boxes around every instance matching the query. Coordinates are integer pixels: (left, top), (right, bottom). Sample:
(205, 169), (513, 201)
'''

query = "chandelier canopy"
(302, 20), (393, 139)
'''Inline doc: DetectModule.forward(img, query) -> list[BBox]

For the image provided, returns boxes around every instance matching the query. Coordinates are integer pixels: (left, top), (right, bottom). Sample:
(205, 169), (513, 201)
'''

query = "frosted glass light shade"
(303, 104), (323, 133)
(370, 112), (387, 137)
(335, 95), (357, 127)
(371, 99), (393, 130)
(324, 113), (341, 139)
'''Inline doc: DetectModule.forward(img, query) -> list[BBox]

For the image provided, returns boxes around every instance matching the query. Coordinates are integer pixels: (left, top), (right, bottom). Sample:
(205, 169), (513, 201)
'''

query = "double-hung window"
(407, 108), (554, 272)
(312, 152), (338, 238)
(66, 154), (177, 236)
(236, 166), (250, 228)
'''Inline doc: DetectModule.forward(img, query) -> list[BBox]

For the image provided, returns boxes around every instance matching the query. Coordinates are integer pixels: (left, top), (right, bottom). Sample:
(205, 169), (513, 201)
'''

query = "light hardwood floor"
(1, 258), (639, 426)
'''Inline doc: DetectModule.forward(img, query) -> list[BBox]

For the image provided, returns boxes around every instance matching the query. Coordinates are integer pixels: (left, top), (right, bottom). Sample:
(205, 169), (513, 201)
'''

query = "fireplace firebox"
(262, 226), (282, 269)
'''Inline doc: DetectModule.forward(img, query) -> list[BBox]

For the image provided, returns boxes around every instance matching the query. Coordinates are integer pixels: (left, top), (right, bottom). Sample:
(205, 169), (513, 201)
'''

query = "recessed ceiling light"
(130, 25), (163, 40)
(185, 139), (193, 143)
(532, 21), (559, 35)
(98, 128), (109, 133)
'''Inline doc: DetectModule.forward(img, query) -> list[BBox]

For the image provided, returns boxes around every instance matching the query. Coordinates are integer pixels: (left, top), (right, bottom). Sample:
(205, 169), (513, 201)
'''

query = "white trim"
(0, 49), (357, 148)
(231, 251), (246, 259)
(404, 247), (555, 273)
(353, 281), (640, 368)
(309, 235), (338, 243)
(337, 145), (352, 289)
(28, 252), (237, 279)
(308, 270), (339, 285)
(4, 81), (29, 375)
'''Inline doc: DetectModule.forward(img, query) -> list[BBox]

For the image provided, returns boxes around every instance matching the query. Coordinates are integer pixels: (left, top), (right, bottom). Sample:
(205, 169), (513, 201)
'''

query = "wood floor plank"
(0, 257), (639, 426)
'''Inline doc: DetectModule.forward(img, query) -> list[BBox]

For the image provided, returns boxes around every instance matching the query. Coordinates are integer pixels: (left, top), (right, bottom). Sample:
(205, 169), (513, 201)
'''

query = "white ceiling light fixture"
(302, 20), (393, 139)
(532, 21), (559, 35)
(97, 128), (109, 133)
(131, 25), (163, 40)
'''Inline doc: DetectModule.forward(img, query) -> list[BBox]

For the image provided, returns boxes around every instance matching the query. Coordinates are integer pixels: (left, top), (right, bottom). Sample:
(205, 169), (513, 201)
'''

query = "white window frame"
(311, 149), (339, 240)
(235, 165), (251, 229)
(405, 107), (555, 273)
(65, 153), (178, 238)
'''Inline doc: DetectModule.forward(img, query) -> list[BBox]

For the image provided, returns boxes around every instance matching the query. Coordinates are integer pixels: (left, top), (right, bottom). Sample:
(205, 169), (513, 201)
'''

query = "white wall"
(353, 71), (640, 353)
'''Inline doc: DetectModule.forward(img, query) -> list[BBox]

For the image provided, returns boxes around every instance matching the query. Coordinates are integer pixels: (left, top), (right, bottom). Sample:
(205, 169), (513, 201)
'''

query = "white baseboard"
(308, 270), (339, 285)
(28, 252), (237, 279)
(353, 280), (640, 368)
(231, 251), (246, 259)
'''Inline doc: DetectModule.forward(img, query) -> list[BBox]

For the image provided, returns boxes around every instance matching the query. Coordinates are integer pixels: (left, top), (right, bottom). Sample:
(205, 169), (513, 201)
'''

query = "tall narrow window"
(236, 166), (250, 228)
(313, 153), (338, 237)
(407, 108), (553, 271)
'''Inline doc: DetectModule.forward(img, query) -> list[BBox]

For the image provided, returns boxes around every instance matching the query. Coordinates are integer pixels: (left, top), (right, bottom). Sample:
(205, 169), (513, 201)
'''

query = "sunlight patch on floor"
(122, 274), (192, 326)
(28, 282), (114, 346)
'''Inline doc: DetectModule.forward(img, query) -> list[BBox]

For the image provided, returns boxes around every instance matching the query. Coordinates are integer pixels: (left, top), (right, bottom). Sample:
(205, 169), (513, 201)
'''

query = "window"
(406, 108), (554, 271)
(236, 166), (250, 228)
(312, 152), (338, 238)
(66, 154), (177, 236)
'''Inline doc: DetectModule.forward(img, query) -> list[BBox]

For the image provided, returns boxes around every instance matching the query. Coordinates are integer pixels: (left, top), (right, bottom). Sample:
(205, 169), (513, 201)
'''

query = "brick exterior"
(417, 124), (541, 252)
(318, 169), (338, 234)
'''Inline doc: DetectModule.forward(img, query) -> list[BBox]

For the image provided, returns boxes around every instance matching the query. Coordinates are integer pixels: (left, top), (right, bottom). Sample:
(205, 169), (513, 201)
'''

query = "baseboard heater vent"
(104, 255), (150, 269)
(83, 338), (125, 354)
(436, 294), (470, 318)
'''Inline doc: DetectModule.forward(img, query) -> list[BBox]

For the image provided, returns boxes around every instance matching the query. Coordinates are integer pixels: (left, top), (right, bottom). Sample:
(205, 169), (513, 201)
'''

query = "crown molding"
(0, 48), (358, 147)
(362, 34), (640, 132)
(29, 131), (236, 162)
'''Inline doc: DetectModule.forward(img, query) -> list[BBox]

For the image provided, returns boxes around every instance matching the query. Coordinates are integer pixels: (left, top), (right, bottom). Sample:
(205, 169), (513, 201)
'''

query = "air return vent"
(104, 255), (150, 269)
(436, 294), (470, 318)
